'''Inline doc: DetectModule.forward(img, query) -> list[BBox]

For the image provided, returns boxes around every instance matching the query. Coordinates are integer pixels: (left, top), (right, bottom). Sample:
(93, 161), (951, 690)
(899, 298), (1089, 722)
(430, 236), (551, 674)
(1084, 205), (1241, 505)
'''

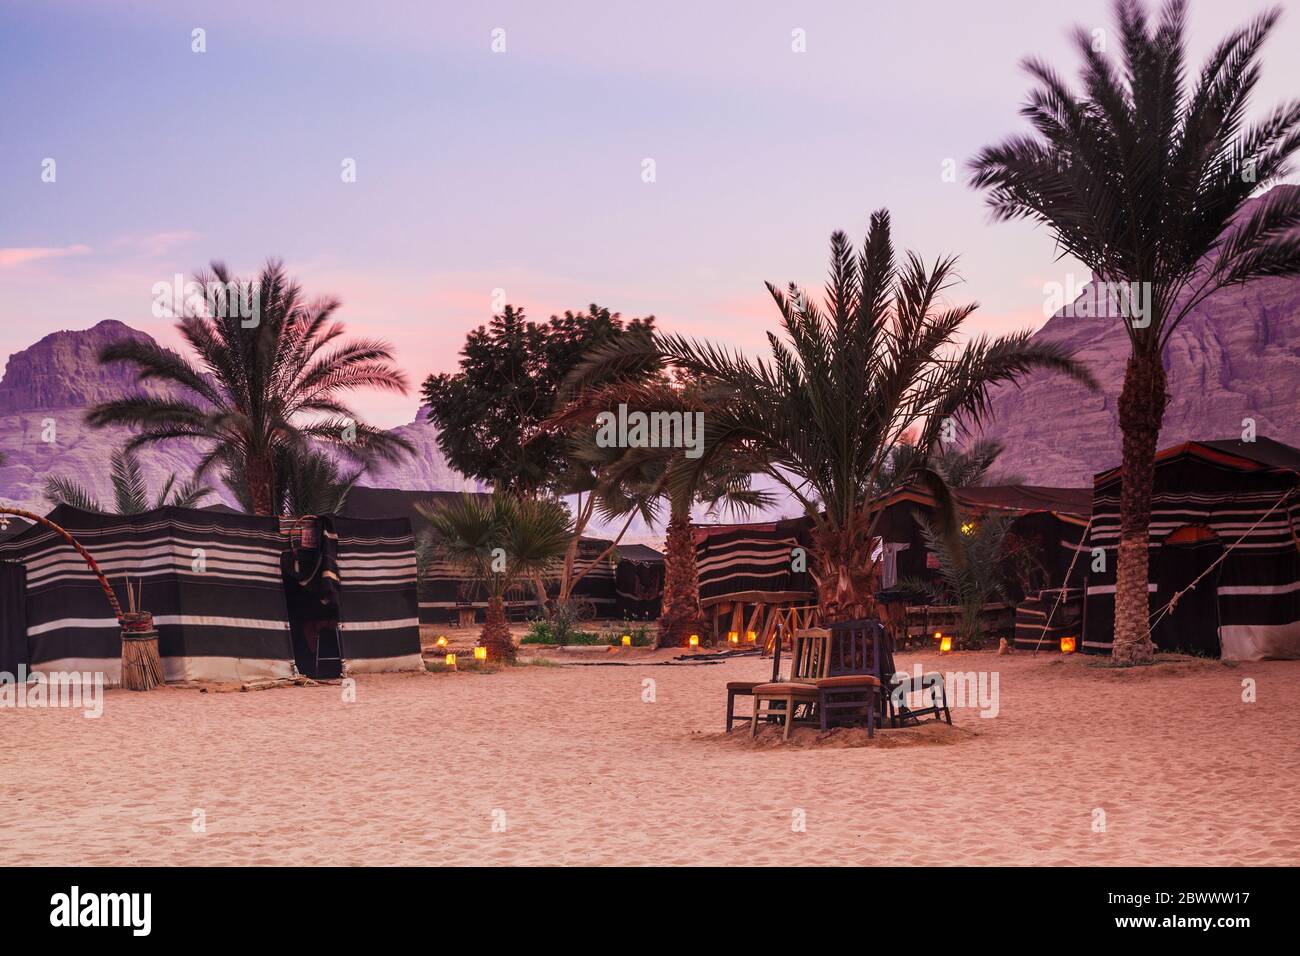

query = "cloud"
(0, 244), (92, 268)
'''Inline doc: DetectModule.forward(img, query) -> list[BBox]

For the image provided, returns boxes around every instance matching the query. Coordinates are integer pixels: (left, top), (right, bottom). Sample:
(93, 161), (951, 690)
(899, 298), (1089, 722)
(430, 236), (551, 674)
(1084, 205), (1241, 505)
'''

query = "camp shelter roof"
(339, 487), (490, 528)
(1094, 436), (1300, 487)
(616, 543), (664, 563)
(867, 484), (1092, 519)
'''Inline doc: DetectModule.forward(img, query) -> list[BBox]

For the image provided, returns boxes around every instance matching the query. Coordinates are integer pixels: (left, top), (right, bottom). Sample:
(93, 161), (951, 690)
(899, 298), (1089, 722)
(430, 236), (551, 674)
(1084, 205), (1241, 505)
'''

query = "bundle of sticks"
(120, 577), (163, 691)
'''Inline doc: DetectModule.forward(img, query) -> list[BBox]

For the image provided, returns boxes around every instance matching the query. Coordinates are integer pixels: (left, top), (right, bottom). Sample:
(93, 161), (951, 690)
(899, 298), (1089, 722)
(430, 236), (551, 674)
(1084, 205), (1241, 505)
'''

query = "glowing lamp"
(939, 636), (953, 653)
(960, 521), (975, 536)
(621, 634), (632, 647)
(473, 646), (488, 662)
(933, 631), (942, 641)
(688, 634), (700, 648)
(435, 636), (448, 648)
(444, 653), (457, 670)
(728, 631), (739, 645)
(746, 630), (756, 643)
(1060, 636), (1077, 654)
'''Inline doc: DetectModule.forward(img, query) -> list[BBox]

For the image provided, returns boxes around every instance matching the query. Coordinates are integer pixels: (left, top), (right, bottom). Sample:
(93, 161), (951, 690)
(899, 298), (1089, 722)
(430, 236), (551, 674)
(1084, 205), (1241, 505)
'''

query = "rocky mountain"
(0, 320), (476, 512)
(975, 186), (1300, 486)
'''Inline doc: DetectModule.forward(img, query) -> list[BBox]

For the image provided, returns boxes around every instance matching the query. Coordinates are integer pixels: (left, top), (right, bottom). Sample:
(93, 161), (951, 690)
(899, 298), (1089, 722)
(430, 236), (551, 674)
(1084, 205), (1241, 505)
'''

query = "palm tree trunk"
(1112, 351), (1167, 665)
(658, 509), (703, 647)
(247, 454), (276, 517)
(812, 524), (878, 623)
(481, 594), (516, 663)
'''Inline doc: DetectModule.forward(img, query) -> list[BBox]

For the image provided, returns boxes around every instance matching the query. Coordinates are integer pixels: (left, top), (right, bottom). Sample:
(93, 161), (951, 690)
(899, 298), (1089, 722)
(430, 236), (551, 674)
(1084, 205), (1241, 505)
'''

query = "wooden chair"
(725, 633), (782, 732)
(876, 636), (951, 727)
(749, 629), (832, 739)
(808, 620), (884, 735)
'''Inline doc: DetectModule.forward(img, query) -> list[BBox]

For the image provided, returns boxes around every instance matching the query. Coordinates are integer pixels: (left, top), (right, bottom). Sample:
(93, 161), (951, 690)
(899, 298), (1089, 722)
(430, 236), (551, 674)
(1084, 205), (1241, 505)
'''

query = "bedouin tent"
(613, 543), (664, 620)
(1083, 437), (1300, 661)
(280, 515), (424, 678)
(0, 505), (296, 686)
(956, 487), (1093, 652)
(863, 483), (1092, 649)
(0, 560), (27, 676)
(0, 505), (428, 686)
(694, 517), (817, 640)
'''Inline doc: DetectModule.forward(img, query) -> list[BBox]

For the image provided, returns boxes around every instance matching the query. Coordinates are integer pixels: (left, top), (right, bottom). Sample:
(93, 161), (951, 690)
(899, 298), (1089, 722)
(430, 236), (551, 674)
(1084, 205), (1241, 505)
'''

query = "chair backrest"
(789, 628), (832, 680)
(827, 619), (887, 679)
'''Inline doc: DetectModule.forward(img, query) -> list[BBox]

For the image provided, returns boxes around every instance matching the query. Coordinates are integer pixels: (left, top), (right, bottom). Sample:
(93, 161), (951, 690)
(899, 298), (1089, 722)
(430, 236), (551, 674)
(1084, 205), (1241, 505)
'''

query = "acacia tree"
(88, 261), (412, 515)
(422, 305), (656, 494)
(971, 0), (1300, 662)
(569, 211), (1096, 621)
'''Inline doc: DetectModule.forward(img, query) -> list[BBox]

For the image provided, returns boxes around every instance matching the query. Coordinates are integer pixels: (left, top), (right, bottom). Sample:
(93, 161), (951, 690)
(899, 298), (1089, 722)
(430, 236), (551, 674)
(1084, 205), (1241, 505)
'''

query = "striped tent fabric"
(0, 505), (295, 686)
(694, 517), (815, 607)
(0, 560), (26, 676)
(614, 557), (663, 620)
(1013, 587), (1084, 651)
(316, 516), (423, 674)
(1083, 438), (1300, 660)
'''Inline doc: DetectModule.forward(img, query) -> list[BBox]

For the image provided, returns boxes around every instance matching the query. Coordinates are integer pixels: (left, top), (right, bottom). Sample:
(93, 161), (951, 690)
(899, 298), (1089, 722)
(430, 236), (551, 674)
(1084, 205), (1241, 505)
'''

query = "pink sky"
(3, 0), (1298, 427)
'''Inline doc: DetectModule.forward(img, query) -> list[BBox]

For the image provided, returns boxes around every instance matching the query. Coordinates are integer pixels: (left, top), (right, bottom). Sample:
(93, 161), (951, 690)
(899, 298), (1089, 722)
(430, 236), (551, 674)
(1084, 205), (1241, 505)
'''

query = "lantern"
(473, 646), (488, 662)
(746, 630), (756, 643)
(960, 521), (975, 536)
(1060, 636), (1077, 654)
(621, 634), (632, 647)
(435, 636), (448, 648)
(728, 631), (739, 645)
(933, 631), (942, 641)
(688, 634), (700, 648)
(444, 653), (457, 670)
(939, 636), (953, 653)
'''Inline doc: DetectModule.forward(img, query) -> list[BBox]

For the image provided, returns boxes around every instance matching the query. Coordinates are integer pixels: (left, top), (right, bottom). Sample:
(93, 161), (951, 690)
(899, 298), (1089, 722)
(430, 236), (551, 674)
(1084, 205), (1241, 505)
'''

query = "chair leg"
(782, 697), (794, 740)
(819, 692), (829, 731)
(726, 690), (735, 732)
(750, 699), (762, 738)
(867, 689), (876, 739)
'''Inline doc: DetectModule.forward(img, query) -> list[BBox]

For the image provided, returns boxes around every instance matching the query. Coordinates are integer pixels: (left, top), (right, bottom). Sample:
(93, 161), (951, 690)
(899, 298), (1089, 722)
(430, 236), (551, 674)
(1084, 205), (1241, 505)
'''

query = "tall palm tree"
(970, 0), (1300, 662)
(44, 447), (212, 514)
(568, 210), (1096, 620)
(418, 492), (573, 663)
(87, 261), (413, 515)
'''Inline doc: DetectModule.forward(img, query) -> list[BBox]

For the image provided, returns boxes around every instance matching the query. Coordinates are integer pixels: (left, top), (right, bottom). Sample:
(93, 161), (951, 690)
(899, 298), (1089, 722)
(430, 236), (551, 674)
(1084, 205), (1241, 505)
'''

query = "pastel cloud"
(0, 244), (92, 268)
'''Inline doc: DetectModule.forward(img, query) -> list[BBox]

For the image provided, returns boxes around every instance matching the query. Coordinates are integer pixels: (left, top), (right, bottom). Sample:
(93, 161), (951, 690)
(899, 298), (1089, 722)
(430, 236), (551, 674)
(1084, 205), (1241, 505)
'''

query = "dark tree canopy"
(422, 304), (655, 493)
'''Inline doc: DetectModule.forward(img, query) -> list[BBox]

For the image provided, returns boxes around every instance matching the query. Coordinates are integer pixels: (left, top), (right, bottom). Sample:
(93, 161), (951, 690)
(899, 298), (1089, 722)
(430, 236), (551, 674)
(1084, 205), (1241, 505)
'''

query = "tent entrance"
(280, 542), (343, 680)
(1154, 525), (1223, 657)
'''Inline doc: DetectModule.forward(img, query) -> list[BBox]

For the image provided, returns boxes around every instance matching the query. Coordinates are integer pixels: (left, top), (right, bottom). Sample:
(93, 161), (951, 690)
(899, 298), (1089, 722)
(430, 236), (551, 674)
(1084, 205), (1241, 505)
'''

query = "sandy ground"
(3, 648), (1298, 866)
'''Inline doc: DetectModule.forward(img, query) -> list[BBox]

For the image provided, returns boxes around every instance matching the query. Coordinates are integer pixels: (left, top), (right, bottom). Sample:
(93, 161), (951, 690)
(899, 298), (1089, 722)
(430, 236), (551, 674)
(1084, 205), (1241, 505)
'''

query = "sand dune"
(3, 650), (1297, 866)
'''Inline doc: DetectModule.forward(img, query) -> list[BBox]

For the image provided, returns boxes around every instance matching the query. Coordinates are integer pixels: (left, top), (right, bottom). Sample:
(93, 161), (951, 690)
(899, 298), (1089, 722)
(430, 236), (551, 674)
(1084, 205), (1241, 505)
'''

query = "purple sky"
(3, 0), (1298, 427)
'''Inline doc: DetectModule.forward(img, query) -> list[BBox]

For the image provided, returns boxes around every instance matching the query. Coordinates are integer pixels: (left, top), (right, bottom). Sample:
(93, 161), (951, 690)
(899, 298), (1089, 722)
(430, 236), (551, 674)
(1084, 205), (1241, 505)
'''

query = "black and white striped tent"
(695, 517), (816, 608)
(0, 505), (425, 685)
(0, 505), (296, 685)
(1083, 437), (1300, 660)
(287, 515), (423, 675)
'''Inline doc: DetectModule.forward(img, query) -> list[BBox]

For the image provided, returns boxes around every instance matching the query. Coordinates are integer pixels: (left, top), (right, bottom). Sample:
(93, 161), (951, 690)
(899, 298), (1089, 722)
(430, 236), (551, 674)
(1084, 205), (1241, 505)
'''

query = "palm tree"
(418, 492), (573, 663)
(86, 260), (413, 515)
(44, 447), (212, 514)
(902, 513), (1016, 649)
(970, 0), (1300, 663)
(568, 210), (1096, 620)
